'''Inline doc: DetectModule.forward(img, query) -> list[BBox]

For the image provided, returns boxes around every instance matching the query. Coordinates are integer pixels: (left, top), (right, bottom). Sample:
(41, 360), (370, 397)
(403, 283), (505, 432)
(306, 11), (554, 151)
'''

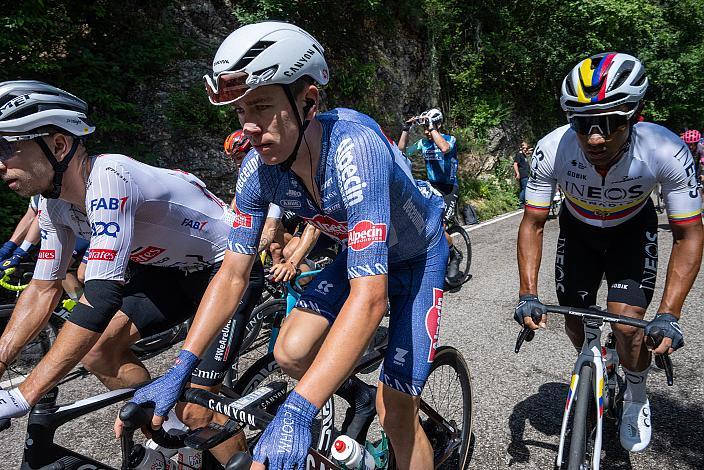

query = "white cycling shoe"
(619, 398), (651, 452)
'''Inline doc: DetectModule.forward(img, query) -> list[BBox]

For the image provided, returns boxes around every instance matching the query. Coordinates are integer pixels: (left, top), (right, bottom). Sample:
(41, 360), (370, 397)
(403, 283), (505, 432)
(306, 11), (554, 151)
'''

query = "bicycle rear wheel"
(446, 225), (472, 288)
(420, 346), (473, 470)
(566, 363), (594, 470)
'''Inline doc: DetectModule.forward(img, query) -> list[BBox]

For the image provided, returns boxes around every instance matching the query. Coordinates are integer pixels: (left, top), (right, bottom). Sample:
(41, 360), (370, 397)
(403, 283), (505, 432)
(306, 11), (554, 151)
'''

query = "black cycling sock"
(335, 376), (376, 443)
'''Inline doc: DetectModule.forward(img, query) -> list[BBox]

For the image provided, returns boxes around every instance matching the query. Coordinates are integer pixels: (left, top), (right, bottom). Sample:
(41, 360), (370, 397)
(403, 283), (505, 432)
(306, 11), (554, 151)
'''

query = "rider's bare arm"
(0, 279), (63, 376)
(257, 217), (279, 253)
(181, 250), (255, 356)
(287, 224), (321, 266)
(656, 219), (703, 320)
(429, 129), (451, 154)
(7, 204), (39, 244)
(517, 208), (549, 329)
(294, 274), (388, 408)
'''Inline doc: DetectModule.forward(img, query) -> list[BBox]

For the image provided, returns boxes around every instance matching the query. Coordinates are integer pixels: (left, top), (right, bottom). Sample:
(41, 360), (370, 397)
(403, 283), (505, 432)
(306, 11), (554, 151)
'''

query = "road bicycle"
(119, 341), (473, 469)
(514, 305), (674, 470)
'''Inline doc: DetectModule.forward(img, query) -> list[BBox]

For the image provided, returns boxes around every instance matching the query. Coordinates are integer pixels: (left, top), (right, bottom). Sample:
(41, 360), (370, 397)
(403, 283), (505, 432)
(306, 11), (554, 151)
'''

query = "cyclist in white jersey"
(0, 82), (264, 461)
(515, 53), (703, 452)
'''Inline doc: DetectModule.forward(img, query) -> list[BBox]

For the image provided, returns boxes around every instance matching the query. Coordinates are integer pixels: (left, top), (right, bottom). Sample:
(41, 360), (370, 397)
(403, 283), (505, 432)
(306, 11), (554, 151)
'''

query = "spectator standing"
(513, 141), (532, 208)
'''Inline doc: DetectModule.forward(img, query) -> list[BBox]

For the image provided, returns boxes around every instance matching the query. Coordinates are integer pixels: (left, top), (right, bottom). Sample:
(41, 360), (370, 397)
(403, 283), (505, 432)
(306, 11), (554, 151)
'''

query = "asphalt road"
(2, 204), (703, 469)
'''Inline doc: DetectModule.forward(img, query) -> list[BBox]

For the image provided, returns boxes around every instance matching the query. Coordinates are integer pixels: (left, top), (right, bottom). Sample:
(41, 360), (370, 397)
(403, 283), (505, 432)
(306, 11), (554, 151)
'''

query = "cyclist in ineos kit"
(0, 81), (265, 462)
(515, 53), (703, 452)
(121, 21), (448, 469)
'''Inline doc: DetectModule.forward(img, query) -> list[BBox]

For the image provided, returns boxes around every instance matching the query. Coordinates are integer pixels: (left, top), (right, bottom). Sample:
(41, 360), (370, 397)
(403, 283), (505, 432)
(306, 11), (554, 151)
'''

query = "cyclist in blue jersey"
(398, 108), (462, 280)
(120, 21), (448, 470)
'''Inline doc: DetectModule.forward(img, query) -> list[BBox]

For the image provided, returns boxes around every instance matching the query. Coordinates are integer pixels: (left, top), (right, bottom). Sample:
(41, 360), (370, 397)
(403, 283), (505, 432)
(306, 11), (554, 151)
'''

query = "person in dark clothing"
(513, 141), (532, 207)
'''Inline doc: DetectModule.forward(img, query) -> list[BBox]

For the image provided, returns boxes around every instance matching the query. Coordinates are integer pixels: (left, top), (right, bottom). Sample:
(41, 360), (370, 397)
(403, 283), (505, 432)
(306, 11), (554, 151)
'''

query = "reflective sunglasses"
(0, 133), (49, 162)
(204, 72), (250, 106)
(567, 111), (633, 137)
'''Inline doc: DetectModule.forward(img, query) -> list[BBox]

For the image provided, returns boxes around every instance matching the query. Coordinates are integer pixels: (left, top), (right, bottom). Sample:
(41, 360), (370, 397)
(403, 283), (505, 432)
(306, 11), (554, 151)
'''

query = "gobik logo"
(348, 220), (387, 251)
(304, 214), (348, 241)
(425, 288), (444, 362)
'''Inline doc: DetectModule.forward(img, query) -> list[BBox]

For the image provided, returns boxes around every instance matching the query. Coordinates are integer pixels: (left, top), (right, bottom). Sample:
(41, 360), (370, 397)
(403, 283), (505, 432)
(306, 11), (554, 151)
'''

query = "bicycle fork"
(556, 322), (606, 470)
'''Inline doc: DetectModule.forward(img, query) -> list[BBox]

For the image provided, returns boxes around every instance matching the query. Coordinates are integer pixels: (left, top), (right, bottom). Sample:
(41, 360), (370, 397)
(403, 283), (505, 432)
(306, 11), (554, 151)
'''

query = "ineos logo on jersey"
(91, 221), (120, 238)
(335, 138), (367, 207)
(38, 249), (55, 260)
(348, 220), (387, 251)
(304, 214), (348, 240)
(90, 197), (128, 212)
(425, 288), (444, 362)
(88, 249), (117, 261)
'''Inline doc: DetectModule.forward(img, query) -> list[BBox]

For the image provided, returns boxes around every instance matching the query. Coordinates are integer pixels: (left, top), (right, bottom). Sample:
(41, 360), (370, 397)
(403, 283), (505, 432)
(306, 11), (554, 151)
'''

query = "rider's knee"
(81, 338), (124, 373)
(611, 322), (642, 342)
(273, 335), (309, 379)
(376, 388), (418, 436)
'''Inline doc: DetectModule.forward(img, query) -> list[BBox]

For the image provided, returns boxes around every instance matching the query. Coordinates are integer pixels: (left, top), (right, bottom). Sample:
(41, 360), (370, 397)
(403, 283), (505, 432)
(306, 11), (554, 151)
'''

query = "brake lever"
(514, 327), (535, 354)
(655, 354), (674, 386)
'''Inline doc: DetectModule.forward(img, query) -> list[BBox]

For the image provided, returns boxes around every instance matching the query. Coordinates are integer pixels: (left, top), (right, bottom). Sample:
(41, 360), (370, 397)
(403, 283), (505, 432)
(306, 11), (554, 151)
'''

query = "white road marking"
(464, 209), (523, 232)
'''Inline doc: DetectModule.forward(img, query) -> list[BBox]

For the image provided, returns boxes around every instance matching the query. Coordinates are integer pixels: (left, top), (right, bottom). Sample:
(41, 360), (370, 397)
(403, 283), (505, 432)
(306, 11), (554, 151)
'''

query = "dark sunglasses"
(567, 111), (631, 136)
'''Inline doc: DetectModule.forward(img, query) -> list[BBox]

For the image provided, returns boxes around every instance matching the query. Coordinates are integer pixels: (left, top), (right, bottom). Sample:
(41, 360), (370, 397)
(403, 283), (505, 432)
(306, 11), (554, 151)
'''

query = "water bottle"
(331, 435), (375, 470)
(131, 444), (178, 470)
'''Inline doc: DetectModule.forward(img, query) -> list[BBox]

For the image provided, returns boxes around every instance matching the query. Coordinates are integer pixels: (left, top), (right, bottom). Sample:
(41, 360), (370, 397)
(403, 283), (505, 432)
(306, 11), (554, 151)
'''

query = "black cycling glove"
(645, 313), (684, 351)
(514, 294), (548, 327)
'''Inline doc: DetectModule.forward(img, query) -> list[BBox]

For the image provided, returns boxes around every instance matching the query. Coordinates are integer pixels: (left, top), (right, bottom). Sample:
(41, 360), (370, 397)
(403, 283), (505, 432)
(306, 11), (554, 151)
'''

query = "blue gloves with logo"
(253, 390), (319, 469)
(0, 241), (17, 262)
(0, 245), (29, 277)
(131, 350), (199, 417)
(514, 294), (548, 327)
(645, 313), (684, 351)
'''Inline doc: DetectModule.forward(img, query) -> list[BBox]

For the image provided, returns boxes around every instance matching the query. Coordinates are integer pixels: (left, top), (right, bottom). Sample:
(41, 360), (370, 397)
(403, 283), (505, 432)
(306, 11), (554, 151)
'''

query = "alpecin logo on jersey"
(425, 288), (444, 362)
(130, 246), (165, 263)
(231, 206), (253, 229)
(38, 250), (56, 260)
(348, 220), (387, 251)
(89, 249), (118, 261)
(335, 138), (367, 207)
(304, 214), (348, 240)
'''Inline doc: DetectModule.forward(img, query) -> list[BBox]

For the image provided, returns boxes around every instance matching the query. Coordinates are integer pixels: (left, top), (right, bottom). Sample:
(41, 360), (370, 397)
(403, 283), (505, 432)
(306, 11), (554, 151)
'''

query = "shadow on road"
(647, 390), (704, 469)
(507, 382), (565, 466)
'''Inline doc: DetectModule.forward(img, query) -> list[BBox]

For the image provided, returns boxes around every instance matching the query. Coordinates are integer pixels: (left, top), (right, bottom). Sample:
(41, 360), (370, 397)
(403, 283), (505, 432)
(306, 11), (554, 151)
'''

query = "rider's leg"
(80, 312), (148, 389)
(273, 307), (330, 379)
(376, 384), (433, 469)
(606, 302), (649, 371)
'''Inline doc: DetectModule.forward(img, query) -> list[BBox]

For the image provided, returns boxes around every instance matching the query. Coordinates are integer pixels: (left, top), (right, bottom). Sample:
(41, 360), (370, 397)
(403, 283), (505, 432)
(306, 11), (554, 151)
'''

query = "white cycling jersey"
(34, 154), (232, 282)
(526, 123), (701, 227)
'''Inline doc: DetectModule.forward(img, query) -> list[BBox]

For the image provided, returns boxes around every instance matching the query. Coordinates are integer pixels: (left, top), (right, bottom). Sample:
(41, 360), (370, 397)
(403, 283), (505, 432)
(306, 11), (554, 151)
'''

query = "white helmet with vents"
(204, 21), (329, 106)
(0, 80), (95, 135)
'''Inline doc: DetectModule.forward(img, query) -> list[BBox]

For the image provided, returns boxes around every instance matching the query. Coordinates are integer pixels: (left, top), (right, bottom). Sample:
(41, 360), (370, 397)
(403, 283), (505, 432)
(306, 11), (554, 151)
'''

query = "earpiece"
(303, 99), (315, 116)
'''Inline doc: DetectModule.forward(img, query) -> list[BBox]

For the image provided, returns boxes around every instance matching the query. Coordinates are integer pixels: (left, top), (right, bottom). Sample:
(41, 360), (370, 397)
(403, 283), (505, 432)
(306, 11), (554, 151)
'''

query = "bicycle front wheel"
(420, 345), (473, 470)
(446, 225), (472, 288)
(566, 363), (594, 470)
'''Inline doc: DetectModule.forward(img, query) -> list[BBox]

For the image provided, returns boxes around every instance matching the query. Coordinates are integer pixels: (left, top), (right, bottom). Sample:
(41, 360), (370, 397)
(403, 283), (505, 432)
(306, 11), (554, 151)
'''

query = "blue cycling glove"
(253, 390), (319, 469)
(514, 294), (548, 327)
(0, 247), (28, 276)
(0, 241), (18, 263)
(645, 313), (684, 351)
(131, 349), (199, 417)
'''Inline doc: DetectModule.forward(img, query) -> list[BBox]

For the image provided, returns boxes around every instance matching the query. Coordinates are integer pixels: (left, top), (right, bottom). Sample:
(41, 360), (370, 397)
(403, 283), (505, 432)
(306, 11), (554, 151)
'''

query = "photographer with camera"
(398, 108), (462, 281)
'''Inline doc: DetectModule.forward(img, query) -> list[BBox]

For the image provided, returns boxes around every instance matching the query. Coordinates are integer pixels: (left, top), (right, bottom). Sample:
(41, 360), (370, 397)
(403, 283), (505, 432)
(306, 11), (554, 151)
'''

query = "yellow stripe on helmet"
(577, 59), (594, 103)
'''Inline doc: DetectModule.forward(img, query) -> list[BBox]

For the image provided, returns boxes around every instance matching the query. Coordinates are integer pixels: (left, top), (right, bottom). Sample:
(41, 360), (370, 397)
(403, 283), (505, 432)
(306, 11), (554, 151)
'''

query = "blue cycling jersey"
(229, 108), (445, 279)
(406, 135), (458, 185)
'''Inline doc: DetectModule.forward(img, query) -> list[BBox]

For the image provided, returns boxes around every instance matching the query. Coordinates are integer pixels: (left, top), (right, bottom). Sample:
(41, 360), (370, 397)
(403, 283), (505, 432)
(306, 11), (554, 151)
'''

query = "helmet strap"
(278, 84), (310, 172)
(36, 136), (81, 199)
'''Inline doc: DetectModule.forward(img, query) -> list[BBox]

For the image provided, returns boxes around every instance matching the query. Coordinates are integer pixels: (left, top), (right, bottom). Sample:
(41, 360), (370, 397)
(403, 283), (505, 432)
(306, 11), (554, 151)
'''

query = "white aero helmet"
(560, 52), (648, 115)
(204, 21), (329, 106)
(0, 80), (95, 136)
(423, 108), (443, 123)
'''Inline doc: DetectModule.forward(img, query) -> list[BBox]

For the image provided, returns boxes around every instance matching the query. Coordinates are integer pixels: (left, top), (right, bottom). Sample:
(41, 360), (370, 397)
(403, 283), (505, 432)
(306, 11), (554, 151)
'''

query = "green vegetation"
(2, 0), (704, 232)
(459, 160), (520, 221)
